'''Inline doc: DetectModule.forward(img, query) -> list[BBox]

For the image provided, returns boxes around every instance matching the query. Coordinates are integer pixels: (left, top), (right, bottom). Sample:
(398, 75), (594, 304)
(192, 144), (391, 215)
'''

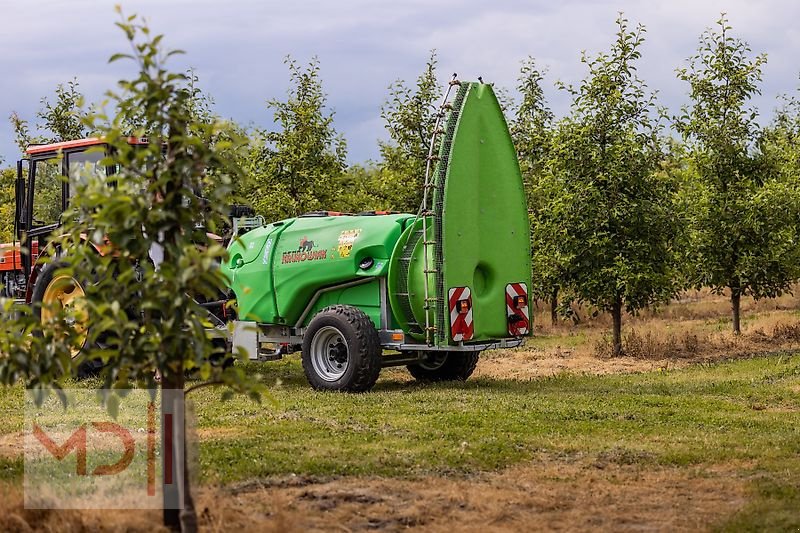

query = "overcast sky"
(1, 0), (799, 165)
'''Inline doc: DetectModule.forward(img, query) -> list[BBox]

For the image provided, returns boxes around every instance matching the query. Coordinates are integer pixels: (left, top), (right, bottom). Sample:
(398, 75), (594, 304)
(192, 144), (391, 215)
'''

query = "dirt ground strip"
(474, 350), (682, 380)
(472, 348), (774, 381)
(0, 457), (748, 532)
(203, 459), (747, 533)
(386, 345), (768, 384)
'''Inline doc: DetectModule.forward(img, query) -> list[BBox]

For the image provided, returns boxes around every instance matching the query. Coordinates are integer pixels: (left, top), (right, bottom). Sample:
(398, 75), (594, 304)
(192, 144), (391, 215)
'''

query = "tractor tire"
(302, 305), (381, 392)
(407, 351), (479, 382)
(31, 261), (102, 379)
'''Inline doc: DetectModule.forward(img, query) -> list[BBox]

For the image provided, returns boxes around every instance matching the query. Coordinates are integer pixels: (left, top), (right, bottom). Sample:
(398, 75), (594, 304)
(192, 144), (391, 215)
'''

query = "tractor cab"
(10, 137), (148, 299)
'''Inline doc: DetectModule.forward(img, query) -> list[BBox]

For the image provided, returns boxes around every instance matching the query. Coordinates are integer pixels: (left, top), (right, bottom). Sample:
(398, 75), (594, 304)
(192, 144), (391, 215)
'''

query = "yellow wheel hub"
(41, 274), (88, 357)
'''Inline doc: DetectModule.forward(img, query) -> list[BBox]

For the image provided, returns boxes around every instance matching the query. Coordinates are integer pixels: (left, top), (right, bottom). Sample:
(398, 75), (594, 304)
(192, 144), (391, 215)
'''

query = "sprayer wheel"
(302, 305), (381, 392)
(407, 351), (479, 382)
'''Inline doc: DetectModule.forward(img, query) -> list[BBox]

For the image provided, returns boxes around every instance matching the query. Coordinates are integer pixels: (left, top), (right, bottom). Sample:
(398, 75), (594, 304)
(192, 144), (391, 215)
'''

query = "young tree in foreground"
(676, 15), (800, 334)
(2, 11), (262, 532)
(551, 15), (678, 355)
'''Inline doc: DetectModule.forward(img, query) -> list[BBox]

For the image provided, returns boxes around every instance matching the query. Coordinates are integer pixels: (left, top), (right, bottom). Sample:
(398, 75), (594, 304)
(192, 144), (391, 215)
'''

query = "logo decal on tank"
(282, 236), (327, 263)
(336, 229), (361, 258)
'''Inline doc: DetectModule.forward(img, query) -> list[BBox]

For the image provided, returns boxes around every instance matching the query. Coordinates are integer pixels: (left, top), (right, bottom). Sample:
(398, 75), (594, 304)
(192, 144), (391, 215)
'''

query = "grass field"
(1, 291), (800, 531)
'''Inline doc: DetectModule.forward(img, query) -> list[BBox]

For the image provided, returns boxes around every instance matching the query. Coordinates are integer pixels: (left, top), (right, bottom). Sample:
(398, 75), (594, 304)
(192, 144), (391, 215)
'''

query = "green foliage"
(335, 164), (395, 213)
(511, 57), (553, 179)
(509, 59), (568, 314)
(378, 50), (442, 213)
(546, 16), (679, 353)
(676, 15), (800, 333)
(9, 114), (31, 155)
(760, 84), (800, 184)
(115, 66), (218, 136)
(0, 168), (16, 242)
(659, 138), (698, 288)
(38, 79), (88, 141)
(243, 57), (347, 221)
(184, 68), (216, 126)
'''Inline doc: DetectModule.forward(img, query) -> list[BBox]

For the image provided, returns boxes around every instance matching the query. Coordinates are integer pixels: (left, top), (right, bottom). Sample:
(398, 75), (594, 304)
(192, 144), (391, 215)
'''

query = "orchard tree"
(676, 15), (800, 334)
(511, 58), (553, 180)
(378, 50), (443, 212)
(0, 168), (15, 242)
(760, 82), (800, 181)
(527, 163), (580, 326)
(551, 15), (678, 355)
(10, 79), (88, 152)
(37, 79), (88, 141)
(660, 137), (700, 291)
(509, 58), (565, 325)
(336, 163), (393, 213)
(244, 57), (347, 221)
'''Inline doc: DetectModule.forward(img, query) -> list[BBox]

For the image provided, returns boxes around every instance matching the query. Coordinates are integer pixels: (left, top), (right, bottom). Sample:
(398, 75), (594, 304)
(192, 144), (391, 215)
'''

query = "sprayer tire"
(407, 351), (479, 382)
(302, 305), (381, 392)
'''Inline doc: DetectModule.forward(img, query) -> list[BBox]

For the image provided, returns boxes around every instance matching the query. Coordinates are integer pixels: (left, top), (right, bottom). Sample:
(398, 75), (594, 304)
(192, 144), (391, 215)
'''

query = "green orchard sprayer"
(222, 78), (532, 391)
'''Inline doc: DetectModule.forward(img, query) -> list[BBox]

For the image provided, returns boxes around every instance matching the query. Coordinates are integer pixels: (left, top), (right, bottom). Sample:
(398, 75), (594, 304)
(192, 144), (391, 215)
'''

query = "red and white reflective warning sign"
(506, 282), (530, 336)
(448, 286), (474, 342)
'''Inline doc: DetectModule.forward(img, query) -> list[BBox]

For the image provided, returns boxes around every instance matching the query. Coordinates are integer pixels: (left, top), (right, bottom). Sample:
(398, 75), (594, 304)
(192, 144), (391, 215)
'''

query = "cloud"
(1, 0), (798, 164)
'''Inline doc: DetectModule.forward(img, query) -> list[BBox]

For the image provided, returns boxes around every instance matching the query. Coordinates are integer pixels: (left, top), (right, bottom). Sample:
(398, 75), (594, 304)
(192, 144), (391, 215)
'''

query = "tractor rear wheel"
(32, 261), (102, 378)
(407, 351), (479, 382)
(302, 305), (381, 392)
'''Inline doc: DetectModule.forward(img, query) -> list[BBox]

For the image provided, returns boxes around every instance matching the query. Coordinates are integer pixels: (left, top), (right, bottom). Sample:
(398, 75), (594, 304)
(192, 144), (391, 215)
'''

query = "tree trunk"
(162, 374), (180, 532)
(611, 298), (623, 357)
(162, 371), (197, 533)
(731, 289), (741, 335)
(550, 288), (558, 326)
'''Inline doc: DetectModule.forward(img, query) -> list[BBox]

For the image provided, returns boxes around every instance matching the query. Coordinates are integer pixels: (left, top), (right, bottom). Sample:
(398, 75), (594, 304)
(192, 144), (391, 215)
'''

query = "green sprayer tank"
(223, 80), (531, 392)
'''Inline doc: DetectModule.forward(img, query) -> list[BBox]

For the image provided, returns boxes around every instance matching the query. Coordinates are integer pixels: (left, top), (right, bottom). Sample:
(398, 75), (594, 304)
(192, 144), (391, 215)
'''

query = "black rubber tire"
(31, 261), (101, 379)
(302, 305), (382, 392)
(209, 335), (235, 369)
(407, 351), (480, 382)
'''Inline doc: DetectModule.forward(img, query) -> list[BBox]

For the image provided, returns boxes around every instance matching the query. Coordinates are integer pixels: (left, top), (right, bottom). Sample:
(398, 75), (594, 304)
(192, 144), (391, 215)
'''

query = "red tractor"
(1, 138), (150, 357)
(6, 137), (241, 357)
(5, 139), (145, 296)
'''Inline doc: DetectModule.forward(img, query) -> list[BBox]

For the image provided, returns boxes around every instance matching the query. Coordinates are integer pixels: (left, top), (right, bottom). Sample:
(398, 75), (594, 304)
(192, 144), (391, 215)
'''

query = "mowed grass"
(0, 353), (799, 529)
(187, 355), (800, 481)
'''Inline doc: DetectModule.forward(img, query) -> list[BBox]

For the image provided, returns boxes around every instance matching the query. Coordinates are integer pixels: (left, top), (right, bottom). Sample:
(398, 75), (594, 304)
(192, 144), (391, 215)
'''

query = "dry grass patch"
(0, 458), (747, 532)
(0, 432), (23, 460)
(194, 457), (747, 532)
(0, 485), (164, 533)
